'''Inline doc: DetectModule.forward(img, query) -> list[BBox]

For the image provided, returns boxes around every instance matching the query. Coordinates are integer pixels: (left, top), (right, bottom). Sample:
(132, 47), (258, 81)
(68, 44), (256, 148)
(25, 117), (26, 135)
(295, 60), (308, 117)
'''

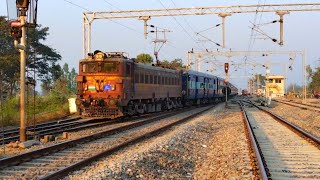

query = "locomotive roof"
(131, 60), (180, 73)
(183, 69), (219, 79)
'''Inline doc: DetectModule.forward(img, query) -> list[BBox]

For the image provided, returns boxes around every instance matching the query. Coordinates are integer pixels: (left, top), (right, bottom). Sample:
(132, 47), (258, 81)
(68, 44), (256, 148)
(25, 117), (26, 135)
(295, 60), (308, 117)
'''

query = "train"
(75, 51), (238, 118)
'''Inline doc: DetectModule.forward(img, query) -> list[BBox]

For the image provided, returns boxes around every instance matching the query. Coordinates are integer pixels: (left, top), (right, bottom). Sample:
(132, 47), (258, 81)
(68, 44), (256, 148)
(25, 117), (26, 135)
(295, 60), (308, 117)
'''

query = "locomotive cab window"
(101, 62), (119, 72)
(82, 63), (98, 73)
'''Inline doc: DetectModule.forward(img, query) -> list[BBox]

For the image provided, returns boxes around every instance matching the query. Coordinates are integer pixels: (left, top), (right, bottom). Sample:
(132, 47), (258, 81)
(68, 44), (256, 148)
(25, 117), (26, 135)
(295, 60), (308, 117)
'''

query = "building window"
(268, 79), (273, 83)
(275, 79), (281, 83)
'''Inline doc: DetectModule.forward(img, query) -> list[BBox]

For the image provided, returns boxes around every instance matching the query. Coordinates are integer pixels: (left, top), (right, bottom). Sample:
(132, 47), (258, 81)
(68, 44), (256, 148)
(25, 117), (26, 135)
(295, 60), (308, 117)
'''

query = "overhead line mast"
(83, 3), (320, 57)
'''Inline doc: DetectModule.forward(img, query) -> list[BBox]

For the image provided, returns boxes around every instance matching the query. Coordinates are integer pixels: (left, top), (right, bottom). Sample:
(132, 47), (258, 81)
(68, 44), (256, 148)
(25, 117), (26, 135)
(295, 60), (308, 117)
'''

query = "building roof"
(266, 75), (285, 79)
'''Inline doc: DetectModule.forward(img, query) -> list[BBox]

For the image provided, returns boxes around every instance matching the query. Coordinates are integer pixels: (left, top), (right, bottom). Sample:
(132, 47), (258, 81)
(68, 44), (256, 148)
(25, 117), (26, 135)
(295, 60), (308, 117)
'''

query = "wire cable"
(158, 0), (205, 52)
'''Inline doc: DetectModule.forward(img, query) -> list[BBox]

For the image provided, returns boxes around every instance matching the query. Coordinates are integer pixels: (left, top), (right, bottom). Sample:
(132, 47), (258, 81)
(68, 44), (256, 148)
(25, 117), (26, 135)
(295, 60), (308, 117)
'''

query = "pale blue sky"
(1, 0), (320, 89)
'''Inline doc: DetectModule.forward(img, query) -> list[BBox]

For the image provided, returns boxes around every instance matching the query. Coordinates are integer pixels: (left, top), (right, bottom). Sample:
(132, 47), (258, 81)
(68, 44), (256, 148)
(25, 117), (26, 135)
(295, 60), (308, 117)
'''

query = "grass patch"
(0, 92), (71, 127)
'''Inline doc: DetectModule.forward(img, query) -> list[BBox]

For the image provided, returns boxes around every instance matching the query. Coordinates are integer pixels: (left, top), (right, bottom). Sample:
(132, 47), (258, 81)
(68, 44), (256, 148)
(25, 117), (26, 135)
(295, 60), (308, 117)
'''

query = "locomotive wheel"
(126, 104), (136, 116)
(136, 103), (145, 114)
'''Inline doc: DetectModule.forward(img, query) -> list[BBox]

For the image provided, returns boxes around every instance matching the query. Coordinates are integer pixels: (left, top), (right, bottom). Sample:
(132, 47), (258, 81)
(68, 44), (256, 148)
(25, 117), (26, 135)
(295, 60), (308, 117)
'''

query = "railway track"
(0, 105), (213, 179)
(0, 116), (82, 144)
(273, 99), (320, 112)
(0, 116), (119, 145)
(0, 110), (173, 145)
(240, 100), (320, 179)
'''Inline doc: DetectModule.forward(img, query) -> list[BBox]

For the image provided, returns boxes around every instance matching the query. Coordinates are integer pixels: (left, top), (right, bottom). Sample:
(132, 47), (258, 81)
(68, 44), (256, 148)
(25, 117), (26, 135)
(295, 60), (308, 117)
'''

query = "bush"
(0, 91), (70, 127)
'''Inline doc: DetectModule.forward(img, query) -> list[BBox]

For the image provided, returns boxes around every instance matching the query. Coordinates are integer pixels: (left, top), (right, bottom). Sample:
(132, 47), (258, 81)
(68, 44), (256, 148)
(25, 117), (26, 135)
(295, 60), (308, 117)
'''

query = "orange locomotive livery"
(76, 51), (182, 119)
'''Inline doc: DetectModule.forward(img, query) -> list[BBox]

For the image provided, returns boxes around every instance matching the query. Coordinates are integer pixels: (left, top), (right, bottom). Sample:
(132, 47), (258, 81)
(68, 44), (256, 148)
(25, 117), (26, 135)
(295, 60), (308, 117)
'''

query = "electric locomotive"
(76, 50), (182, 118)
(76, 50), (238, 119)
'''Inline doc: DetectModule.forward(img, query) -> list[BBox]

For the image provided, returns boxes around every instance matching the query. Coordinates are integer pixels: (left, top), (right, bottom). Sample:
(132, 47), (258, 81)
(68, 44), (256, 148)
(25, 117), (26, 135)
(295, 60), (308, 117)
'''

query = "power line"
(158, 0), (205, 51)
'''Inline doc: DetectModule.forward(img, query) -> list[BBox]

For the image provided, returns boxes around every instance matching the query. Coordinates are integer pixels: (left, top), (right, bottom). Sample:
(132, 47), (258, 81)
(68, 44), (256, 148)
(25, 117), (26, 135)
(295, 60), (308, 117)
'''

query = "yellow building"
(266, 75), (285, 97)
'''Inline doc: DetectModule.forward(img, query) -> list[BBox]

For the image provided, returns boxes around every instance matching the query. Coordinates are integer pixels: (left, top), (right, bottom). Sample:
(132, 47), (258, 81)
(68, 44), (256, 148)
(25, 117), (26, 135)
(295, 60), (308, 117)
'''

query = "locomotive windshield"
(83, 62), (98, 73)
(82, 62), (119, 73)
(101, 62), (118, 72)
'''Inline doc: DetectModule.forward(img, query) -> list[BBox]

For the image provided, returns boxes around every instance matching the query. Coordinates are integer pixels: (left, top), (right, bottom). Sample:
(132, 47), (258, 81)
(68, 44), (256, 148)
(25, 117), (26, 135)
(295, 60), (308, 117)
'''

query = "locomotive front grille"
(82, 107), (121, 118)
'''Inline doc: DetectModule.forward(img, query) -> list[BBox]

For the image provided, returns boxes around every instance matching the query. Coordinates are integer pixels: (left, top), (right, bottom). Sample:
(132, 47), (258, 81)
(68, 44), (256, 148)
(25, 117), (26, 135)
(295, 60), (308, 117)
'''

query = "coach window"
(140, 73), (144, 83)
(135, 73), (139, 83)
(159, 76), (161, 84)
(154, 75), (158, 84)
(150, 75), (154, 84)
(145, 74), (149, 84)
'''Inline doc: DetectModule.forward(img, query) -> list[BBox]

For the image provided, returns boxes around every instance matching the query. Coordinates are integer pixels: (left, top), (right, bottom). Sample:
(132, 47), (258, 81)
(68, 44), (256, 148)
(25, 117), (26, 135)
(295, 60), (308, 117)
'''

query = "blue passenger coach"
(181, 70), (237, 105)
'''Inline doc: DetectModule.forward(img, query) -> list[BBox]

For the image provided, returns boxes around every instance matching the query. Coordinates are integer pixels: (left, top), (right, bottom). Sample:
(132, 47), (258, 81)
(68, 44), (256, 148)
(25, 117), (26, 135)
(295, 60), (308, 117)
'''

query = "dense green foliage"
(0, 16), (77, 126)
(1, 92), (69, 126)
(160, 58), (185, 69)
(0, 16), (62, 96)
(136, 53), (154, 64)
(308, 67), (320, 93)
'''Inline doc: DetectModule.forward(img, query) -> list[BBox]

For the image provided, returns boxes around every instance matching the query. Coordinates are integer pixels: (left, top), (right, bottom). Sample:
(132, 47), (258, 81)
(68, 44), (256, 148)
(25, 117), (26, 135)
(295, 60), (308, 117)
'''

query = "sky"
(1, 0), (320, 90)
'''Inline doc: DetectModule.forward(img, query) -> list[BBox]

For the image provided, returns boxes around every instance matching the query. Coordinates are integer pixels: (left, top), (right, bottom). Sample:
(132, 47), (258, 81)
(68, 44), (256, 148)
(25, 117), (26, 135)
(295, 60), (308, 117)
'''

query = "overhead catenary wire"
(158, 0), (206, 52)
(62, 0), (179, 57)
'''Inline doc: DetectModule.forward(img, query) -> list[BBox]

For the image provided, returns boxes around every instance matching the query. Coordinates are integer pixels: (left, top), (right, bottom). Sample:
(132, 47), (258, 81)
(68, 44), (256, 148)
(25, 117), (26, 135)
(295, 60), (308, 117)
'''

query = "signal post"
(224, 63), (229, 108)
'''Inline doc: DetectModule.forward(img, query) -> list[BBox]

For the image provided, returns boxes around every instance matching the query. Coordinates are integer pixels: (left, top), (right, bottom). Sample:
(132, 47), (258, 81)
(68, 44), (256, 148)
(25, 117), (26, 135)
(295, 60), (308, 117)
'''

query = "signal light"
(224, 63), (229, 74)
(10, 27), (22, 40)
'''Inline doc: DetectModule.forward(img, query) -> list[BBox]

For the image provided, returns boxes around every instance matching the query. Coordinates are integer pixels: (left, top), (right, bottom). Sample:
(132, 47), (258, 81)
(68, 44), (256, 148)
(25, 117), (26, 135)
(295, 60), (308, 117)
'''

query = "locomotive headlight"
(111, 84), (116, 91)
(94, 52), (104, 61)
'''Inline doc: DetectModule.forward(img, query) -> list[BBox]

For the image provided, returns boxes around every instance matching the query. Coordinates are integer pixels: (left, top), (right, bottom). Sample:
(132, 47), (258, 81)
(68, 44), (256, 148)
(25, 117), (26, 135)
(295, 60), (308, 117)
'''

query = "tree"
(61, 63), (77, 94)
(254, 74), (266, 86)
(287, 84), (302, 93)
(309, 67), (320, 92)
(306, 65), (313, 83)
(159, 58), (185, 69)
(0, 16), (62, 96)
(136, 53), (153, 64)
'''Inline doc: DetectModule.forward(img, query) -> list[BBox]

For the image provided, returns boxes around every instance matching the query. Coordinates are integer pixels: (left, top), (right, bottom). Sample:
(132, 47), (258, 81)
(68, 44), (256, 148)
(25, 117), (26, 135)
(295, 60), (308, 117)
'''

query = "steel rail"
(0, 110), (167, 144)
(0, 116), (81, 136)
(0, 106), (197, 169)
(273, 99), (320, 112)
(246, 100), (320, 144)
(239, 101), (268, 180)
(0, 117), (98, 145)
(39, 106), (213, 180)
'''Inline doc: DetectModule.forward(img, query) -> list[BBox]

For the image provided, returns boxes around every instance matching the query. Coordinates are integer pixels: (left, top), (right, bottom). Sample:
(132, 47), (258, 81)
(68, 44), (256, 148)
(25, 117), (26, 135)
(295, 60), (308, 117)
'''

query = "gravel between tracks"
(269, 101), (320, 138)
(67, 102), (255, 179)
